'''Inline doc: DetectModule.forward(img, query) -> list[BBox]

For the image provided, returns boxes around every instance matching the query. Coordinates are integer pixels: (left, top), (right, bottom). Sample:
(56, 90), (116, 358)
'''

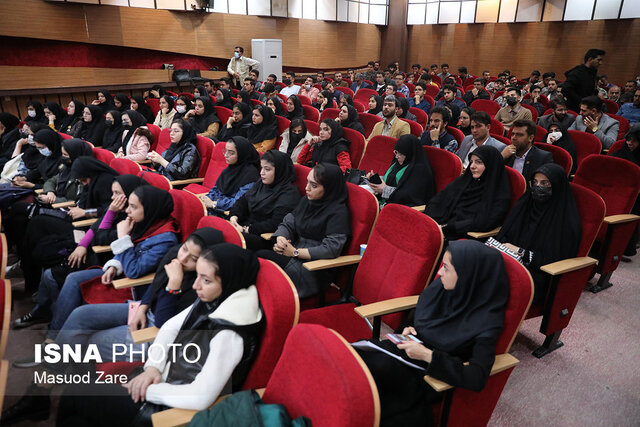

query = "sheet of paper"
(352, 340), (425, 371)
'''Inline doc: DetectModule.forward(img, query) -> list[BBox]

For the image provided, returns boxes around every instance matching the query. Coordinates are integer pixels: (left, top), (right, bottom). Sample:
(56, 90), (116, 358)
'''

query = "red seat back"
(242, 259), (300, 389)
(543, 108), (578, 118)
(197, 216), (245, 248)
(359, 135), (396, 175)
(155, 128), (172, 154)
(201, 141), (228, 189)
(302, 105), (320, 122)
(214, 106), (233, 126)
(274, 82), (286, 89)
(424, 146), (463, 192)
(533, 142), (573, 175)
(137, 170), (172, 191)
(401, 118), (423, 137)
(425, 85), (440, 98)
(353, 101), (366, 113)
(492, 90), (505, 100)
(109, 158), (141, 175)
(293, 164), (310, 196)
(320, 108), (340, 122)
(262, 324), (380, 427)
(523, 93), (549, 108)
(92, 147), (116, 165)
(602, 99), (619, 114)
(353, 204), (443, 328)
(470, 99), (501, 116)
(394, 91), (405, 98)
(520, 103), (538, 122)
(276, 93), (288, 104)
(146, 123), (161, 147)
(250, 99), (264, 107)
(505, 166), (526, 209)
(571, 183), (606, 258)
(178, 92), (194, 100)
(146, 99), (160, 117)
(568, 130), (602, 170)
(343, 127), (366, 169)
(59, 132), (73, 140)
(339, 87), (354, 97)
(409, 107), (428, 129)
(304, 120), (320, 136)
(353, 88), (378, 106)
(275, 116), (291, 150)
(297, 95), (312, 105)
(491, 133), (512, 145)
(195, 135), (214, 178)
(345, 183), (379, 257)
(607, 139), (625, 155)
(169, 189), (205, 242)
(447, 126), (465, 146)
(606, 113), (629, 141)
(490, 118), (505, 137)
(357, 112), (383, 139)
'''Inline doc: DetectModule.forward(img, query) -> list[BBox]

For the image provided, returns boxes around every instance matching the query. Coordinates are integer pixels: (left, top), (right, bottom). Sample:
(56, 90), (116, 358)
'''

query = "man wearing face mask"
(538, 98), (574, 130)
(494, 87), (533, 131)
(279, 71), (301, 98)
(503, 120), (553, 182)
(226, 46), (260, 89)
(299, 76), (320, 102)
(569, 96), (619, 148)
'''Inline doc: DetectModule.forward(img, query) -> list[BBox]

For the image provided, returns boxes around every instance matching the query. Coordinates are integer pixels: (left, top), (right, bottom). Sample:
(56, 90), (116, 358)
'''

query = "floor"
(2, 254), (639, 426)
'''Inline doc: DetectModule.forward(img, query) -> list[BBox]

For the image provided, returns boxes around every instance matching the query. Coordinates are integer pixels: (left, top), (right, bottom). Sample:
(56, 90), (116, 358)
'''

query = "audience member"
(537, 98), (574, 130)
(368, 95), (411, 141)
(562, 49), (605, 111)
(351, 73), (371, 94)
(457, 112), (507, 167)
(337, 105), (365, 135)
(438, 63), (451, 81)
(227, 45), (260, 89)
(217, 102), (252, 142)
(503, 119), (553, 181)
(101, 110), (124, 152)
(152, 95), (177, 129)
(544, 123), (577, 174)
(457, 107), (475, 136)
(541, 78), (561, 99)
(173, 95), (193, 120)
(397, 97), (417, 122)
(312, 90), (334, 112)
(215, 88), (234, 109)
(113, 94), (130, 113)
(619, 89), (640, 125)
(299, 76), (320, 102)
(523, 86), (546, 116)
(266, 98), (286, 117)
(333, 72), (349, 88)
(43, 102), (64, 131)
(280, 72), (301, 98)
(375, 72), (387, 96)
(494, 87), (533, 131)
(58, 100), (85, 136)
(435, 85), (464, 124)
(148, 119), (200, 181)
(247, 104), (279, 152)
(608, 85), (622, 105)
(117, 110), (152, 161)
(420, 107), (457, 152)
(285, 95), (305, 121)
(409, 82), (431, 114)
(297, 119), (351, 172)
(569, 96), (619, 148)
(279, 118), (312, 162)
(368, 94), (384, 117)
(130, 95), (155, 123)
(79, 105), (106, 146)
(463, 78), (490, 104)
(395, 73), (410, 98)
(91, 89), (115, 114)
(183, 96), (221, 139)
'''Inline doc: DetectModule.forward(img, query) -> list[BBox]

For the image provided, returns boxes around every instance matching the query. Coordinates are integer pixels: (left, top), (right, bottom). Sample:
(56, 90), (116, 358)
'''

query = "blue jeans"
(55, 303), (156, 362)
(46, 269), (103, 340)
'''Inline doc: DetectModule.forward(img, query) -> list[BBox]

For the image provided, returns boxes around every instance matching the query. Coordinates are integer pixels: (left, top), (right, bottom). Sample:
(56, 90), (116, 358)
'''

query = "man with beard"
(619, 89), (640, 125)
(562, 49), (605, 111)
(569, 95), (619, 148)
(538, 98), (575, 130)
(367, 95), (410, 141)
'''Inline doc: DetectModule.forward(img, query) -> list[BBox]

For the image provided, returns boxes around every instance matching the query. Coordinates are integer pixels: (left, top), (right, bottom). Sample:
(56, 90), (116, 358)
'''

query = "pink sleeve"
(78, 229), (95, 248)
(124, 135), (150, 162)
(99, 209), (118, 229)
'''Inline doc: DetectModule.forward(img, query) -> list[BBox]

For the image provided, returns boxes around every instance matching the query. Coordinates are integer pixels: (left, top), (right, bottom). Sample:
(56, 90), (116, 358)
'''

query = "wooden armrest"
(170, 178), (204, 186)
(131, 327), (159, 344)
(303, 254), (361, 271)
(35, 189), (44, 194)
(540, 256), (598, 276)
(424, 353), (519, 392)
(51, 201), (76, 209)
(92, 245), (112, 254)
(354, 295), (419, 319)
(151, 389), (266, 427)
(136, 159), (152, 164)
(260, 233), (274, 240)
(603, 214), (640, 225)
(72, 218), (98, 228)
(467, 227), (501, 239)
(412, 205), (426, 212)
(112, 273), (155, 289)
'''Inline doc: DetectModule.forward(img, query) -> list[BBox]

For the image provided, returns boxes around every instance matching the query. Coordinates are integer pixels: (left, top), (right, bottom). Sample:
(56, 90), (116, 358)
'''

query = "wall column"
(379, 0), (409, 71)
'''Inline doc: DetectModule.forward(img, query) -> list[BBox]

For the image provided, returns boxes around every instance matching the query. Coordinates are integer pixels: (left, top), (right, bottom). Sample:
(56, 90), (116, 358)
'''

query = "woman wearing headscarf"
(153, 95), (177, 130)
(397, 97), (418, 122)
(458, 107), (475, 136)
(183, 96), (220, 140)
(68, 156), (119, 219)
(43, 102), (65, 131)
(148, 119), (200, 181)
(266, 97), (286, 117)
(130, 95), (155, 124)
(9, 127), (64, 188)
(297, 119), (351, 172)
(355, 240), (509, 426)
(193, 85), (208, 99)
(24, 100), (47, 125)
(279, 118), (313, 162)
(41, 185), (179, 344)
(229, 150), (301, 250)
(256, 163), (351, 298)
(368, 134), (436, 207)
(611, 124), (640, 256)
(285, 95), (304, 121)
(496, 163), (581, 304)
(544, 123), (578, 175)
(174, 95), (194, 120)
(215, 88), (234, 110)
(247, 104), (278, 152)
(53, 244), (264, 426)
(79, 105), (106, 146)
(200, 136), (260, 213)
(117, 109), (152, 162)
(40, 139), (93, 204)
(426, 145), (511, 240)
(113, 93), (131, 113)
(216, 102), (252, 142)
(0, 112), (21, 167)
(101, 110), (124, 152)
(236, 90), (253, 107)
(312, 90), (334, 113)
(368, 94), (384, 117)
(91, 89), (116, 114)
(339, 93), (354, 108)
(58, 99), (86, 137)
(337, 104), (365, 135)
(147, 84), (167, 99)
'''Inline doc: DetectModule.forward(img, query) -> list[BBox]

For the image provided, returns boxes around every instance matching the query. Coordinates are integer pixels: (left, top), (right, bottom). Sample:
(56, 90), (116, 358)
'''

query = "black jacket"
(156, 144), (201, 181)
(505, 145), (554, 182)
(563, 64), (598, 112)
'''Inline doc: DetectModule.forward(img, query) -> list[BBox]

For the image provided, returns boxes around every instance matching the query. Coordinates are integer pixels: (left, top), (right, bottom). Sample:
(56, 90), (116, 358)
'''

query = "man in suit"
(368, 95), (411, 142)
(503, 119), (553, 182)
(569, 96), (620, 148)
(457, 112), (507, 168)
(350, 73), (371, 94)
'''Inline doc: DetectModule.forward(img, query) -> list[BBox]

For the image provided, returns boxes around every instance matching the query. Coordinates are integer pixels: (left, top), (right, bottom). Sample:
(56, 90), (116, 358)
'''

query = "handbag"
(0, 184), (34, 209)
(0, 153), (22, 181)
(344, 168), (366, 185)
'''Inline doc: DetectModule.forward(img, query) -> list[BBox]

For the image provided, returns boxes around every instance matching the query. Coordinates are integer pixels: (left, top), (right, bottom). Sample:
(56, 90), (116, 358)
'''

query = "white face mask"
(176, 105), (187, 114)
(548, 131), (562, 141)
(28, 110), (36, 118)
(234, 52), (240, 59)
(305, 84), (311, 90)
(38, 146), (52, 157)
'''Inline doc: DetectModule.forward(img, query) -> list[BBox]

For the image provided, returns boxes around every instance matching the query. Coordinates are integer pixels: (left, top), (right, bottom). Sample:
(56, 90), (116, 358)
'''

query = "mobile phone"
(386, 333), (423, 344)
(368, 173), (382, 184)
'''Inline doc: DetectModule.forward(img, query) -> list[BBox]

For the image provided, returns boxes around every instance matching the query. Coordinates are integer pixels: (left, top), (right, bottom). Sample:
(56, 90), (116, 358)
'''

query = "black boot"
(0, 385), (50, 425)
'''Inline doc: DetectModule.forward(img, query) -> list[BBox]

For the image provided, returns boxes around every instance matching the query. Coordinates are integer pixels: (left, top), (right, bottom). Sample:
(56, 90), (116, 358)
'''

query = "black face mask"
(283, 79), (291, 86)
(531, 185), (552, 202)
(506, 96), (518, 106)
(123, 124), (132, 130)
(61, 157), (72, 166)
(105, 119), (113, 126)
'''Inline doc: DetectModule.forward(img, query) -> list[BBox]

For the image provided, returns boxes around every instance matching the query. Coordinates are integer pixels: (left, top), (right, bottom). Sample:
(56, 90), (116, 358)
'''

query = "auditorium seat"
(92, 147), (116, 164)
(401, 118), (423, 137)
(606, 113), (629, 141)
(183, 141), (227, 194)
(304, 120), (320, 136)
(423, 146), (464, 192)
(343, 127), (366, 169)
(533, 142), (573, 175)
(353, 88), (378, 106)
(357, 112), (383, 139)
(275, 115), (290, 150)
(409, 107), (428, 129)
(520, 103), (538, 122)
(109, 158), (142, 175)
(358, 135), (396, 175)
(490, 118), (505, 137)
(602, 99), (619, 114)
(568, 130), (602, 172)
(214, 106), (232, 125)
(137, 170), (172, 191)
(471, 99), (501, 117)
(196, 216), (245, 248)
(320, 108), (340, 122)
(297, 94), (312, 105)
(302, 105), (320, 122)
(447, 126), (465, 147)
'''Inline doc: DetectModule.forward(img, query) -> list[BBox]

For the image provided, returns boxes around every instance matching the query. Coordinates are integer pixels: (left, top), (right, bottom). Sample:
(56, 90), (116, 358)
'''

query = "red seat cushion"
(299, 303), (371, 342)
